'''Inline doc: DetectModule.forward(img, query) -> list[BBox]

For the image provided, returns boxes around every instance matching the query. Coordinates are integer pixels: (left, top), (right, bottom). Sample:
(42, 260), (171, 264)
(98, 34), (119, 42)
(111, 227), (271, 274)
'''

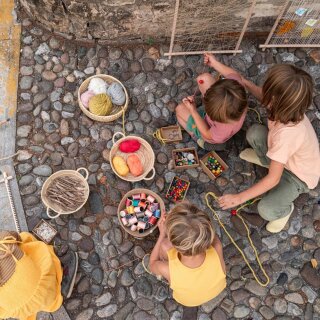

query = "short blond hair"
(166, 202), (215, 256)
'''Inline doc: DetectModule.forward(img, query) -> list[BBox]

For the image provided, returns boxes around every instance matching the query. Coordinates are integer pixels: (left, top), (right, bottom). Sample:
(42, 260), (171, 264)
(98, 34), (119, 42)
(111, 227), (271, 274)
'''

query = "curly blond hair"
(166, 202), (215, 256)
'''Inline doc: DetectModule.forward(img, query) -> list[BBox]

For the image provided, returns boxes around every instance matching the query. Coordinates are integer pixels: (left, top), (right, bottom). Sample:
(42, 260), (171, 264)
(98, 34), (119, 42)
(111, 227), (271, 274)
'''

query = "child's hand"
(182, 96), (196, 113)
(218, 194), (242, 210)
(204, 53), (216, 67)
(158, 212), (167, 237)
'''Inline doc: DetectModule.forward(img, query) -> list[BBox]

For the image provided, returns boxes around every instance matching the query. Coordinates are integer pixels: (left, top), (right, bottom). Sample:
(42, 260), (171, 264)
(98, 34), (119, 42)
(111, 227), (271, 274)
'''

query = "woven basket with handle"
(118, 188), (165, 238)
(41, 168), (90, 219)
(78, 74), (129, 122)
(110, 132), (156, 182)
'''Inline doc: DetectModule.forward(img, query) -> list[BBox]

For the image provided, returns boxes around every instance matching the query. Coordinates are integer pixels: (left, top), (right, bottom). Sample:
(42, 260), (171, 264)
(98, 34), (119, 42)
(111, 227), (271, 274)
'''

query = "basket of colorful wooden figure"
(110, 132), (156, 182)
(118, 189), (165, 238)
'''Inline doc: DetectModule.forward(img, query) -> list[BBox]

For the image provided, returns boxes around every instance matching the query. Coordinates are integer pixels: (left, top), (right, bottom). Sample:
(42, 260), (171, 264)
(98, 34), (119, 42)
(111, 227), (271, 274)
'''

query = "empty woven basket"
(78, 74), (129, 122)
(110, 132), (156, 182)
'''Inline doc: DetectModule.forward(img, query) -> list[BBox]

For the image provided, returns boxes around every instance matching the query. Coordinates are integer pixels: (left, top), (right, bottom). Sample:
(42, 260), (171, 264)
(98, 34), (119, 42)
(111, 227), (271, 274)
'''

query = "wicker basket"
(41, 168), (90, 219)
(78, 74), (129, 122)
(118, 188), (165, 238)
(110, 132), (156, 182)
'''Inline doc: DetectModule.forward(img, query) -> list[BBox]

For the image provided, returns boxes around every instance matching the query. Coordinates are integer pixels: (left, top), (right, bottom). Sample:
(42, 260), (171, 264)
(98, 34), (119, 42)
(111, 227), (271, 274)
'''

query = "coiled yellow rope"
(121, 107), (126, 135)
(153, 129), (169, 144)
(248, 107), (262, 124)
(205, 192), (270, 287)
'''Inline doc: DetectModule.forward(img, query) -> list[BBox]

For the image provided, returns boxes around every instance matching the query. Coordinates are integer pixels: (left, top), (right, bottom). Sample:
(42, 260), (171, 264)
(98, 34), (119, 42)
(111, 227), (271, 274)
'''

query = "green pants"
(246, 124), (309, 221)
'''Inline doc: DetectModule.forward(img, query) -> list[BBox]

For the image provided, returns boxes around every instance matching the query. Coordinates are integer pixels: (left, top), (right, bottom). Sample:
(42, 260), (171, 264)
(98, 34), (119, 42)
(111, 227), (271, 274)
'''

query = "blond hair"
(166, 202), (215, 256)
(203, 79), (247, 123)
(262, 64), (313, 124)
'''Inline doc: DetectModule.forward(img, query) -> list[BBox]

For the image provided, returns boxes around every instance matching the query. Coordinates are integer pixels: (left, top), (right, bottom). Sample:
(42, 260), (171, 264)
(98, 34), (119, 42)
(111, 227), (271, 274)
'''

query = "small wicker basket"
(110, 132), (156, 182)
(78, 74), (129, 122)
(118, 188), (165, 238)
(41, 168), (90, 219)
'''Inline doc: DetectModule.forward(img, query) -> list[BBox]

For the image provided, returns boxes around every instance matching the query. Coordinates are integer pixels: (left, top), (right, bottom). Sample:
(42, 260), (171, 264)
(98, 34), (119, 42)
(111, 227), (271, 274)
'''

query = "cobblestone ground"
(16, 17), (320, 320)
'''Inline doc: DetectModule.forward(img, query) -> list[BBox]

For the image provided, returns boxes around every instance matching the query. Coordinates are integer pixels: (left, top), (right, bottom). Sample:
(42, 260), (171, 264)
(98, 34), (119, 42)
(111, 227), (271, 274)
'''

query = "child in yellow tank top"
(149, 202), (226, 307)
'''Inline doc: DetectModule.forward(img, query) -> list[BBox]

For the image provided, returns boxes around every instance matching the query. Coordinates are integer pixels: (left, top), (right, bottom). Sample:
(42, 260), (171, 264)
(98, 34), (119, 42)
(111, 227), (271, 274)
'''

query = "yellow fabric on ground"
(0, 232), (63, 320)
(168, 246), (226, 306)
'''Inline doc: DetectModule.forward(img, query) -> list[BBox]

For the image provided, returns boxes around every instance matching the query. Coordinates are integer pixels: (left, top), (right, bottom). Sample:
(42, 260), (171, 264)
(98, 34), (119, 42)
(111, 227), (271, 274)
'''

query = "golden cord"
(205, 192), (270, 287)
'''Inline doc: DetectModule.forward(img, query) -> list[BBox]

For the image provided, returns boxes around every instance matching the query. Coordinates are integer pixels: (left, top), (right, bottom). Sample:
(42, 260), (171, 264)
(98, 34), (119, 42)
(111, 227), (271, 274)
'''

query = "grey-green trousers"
(246, 124), (309, 221)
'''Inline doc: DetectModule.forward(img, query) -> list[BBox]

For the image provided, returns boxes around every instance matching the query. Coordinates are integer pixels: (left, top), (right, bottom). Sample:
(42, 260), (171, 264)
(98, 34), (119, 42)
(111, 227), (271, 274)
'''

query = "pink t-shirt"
(267, 116), (320, 189)
(204, 73), (247, 144)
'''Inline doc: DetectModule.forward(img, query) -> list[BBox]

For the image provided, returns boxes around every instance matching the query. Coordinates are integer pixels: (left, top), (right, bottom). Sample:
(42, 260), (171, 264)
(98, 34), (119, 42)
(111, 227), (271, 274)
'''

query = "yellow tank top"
(0, 232), (63, 320)
(168, 246), (226, 306)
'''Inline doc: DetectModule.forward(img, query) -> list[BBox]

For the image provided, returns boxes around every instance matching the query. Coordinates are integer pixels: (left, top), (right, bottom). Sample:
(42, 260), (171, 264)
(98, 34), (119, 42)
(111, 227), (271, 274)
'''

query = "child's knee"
(246, 124), (267, 145)
(257, 199), (273, 221)
(197, 73), (212, 81)
(175, 102), (185, 115)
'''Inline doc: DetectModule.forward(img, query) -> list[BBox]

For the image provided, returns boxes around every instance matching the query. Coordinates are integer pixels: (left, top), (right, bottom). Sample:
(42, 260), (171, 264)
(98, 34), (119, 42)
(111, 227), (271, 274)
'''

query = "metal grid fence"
(260, 0), (320, 49)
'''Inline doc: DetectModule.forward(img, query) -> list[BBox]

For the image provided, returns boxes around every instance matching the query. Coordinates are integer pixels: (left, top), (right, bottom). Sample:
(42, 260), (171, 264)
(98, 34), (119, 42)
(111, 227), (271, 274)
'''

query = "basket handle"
(77, 167), (89, 180)
(143, 167), (156, 181)
(46, 207), (61, 219)
(112, 132), (125, 144)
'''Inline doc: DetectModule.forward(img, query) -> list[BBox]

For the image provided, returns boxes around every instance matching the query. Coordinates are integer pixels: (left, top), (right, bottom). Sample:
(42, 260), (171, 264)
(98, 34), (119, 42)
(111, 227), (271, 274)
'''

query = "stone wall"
(18, 0), (283, 44)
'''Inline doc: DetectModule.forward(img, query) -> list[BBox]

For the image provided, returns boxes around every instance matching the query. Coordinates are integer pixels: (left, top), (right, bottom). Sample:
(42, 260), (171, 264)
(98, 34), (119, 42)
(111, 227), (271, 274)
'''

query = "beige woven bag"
(110, 132), (156, 182)
(78, 74), (129, 122)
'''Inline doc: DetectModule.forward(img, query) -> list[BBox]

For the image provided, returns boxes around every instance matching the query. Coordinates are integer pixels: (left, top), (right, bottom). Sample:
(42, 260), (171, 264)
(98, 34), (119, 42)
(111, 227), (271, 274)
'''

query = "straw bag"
(41, 168), (90, 219)
(117, 188), (165, 238)
(110, 132), (156, 182)
(78, 74), (129, 122)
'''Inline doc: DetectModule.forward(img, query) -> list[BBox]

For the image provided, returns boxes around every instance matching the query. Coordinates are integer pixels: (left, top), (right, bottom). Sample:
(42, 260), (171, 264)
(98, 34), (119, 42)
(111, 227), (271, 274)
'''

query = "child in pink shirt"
(218, 63), (320, 233)
(176, 53), (247, 148)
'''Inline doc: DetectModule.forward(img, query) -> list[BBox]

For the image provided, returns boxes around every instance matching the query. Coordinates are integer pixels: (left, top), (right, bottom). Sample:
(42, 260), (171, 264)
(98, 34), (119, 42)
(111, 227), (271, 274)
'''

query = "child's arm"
(204, 53), (263, 102)
(149, 216), (170, 281)
(218, 160), (284, 209)
(182, 97), (213, 141)
(212, 235), (226, 274)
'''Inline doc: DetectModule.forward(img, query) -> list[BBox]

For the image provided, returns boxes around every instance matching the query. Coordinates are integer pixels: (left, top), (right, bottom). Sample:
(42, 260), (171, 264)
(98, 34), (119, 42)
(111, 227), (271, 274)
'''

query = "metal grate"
(260, 0), (320, 49)
(164, 0), (256, 58)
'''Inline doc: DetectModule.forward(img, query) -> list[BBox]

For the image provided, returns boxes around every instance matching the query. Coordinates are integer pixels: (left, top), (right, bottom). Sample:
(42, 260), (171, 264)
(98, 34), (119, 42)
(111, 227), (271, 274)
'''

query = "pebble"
(233, 305), (250, 318)
(259, 306), (274, 319)
(75, 309), (93, 320)
(33, 165), (52, 176)
(17, 125), (32, 137)
(97, 304), (118, 318)
(96, 292), (112, 307)
(285, 293), (304, 305)
(277, 272), (288, 285)
(120, 269), (134, 286)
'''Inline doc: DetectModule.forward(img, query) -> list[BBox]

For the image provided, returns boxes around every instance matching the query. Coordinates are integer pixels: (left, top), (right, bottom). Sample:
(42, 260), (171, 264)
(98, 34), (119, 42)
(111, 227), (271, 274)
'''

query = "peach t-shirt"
(204, 73), (246, 144)
(267, 116), (320, 189)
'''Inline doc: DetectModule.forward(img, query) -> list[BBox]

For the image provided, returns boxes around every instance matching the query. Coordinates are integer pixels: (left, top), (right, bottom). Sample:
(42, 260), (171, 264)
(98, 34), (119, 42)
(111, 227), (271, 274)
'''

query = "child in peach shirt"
(218, 62), (320, 233)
